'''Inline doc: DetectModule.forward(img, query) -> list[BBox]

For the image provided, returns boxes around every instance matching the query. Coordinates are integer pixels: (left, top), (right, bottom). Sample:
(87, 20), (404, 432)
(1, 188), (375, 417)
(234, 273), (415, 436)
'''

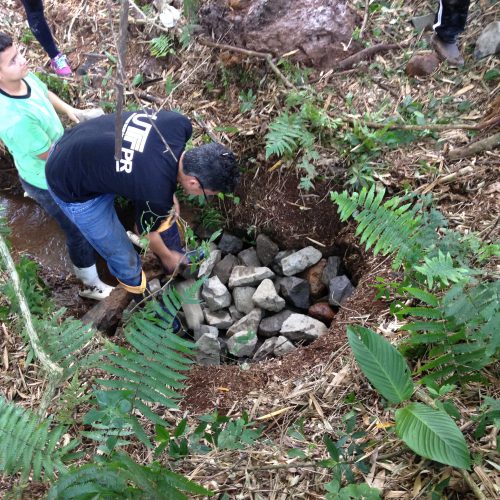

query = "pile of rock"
(174, 232), (356, 366)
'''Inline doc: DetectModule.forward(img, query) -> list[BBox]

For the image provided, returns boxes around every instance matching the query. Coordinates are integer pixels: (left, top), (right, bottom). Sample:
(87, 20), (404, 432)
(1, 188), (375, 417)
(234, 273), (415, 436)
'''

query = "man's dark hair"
(183, 142), (240, 193)
(0, 33), (13, 54)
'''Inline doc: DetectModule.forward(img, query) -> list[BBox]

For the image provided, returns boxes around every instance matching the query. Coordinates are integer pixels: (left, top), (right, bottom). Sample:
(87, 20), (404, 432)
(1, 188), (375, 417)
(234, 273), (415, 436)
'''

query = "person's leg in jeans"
(20, 0), (72, 76)
(21, 179), (113, 299)
(432, 0), (471, 65)
(47, 191), (144, 292)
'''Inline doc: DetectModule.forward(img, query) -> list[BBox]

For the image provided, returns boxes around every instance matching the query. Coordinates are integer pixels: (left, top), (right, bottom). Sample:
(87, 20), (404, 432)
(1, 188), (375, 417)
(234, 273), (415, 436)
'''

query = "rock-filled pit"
(158, 232), (356, 365)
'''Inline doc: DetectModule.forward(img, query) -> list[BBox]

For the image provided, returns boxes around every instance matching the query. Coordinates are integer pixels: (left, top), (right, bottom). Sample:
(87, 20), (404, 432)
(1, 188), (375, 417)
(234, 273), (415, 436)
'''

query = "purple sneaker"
(50, 53), (72, 76)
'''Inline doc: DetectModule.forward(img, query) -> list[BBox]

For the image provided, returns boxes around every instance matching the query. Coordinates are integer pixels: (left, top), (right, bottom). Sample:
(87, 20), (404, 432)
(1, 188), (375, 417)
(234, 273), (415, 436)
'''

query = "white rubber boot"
(73, 264), (114, 300)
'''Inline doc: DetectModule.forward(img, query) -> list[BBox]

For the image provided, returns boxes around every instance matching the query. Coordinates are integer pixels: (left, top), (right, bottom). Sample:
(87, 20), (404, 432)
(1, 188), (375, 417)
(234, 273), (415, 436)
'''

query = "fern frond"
(414, 251), (470, 288)
(47, 452), (213, 500)
(265, 112), (304, 159)
(97, 285), (199, 426)
(0, 397), (77, 481)
(149, 34), (174, 58)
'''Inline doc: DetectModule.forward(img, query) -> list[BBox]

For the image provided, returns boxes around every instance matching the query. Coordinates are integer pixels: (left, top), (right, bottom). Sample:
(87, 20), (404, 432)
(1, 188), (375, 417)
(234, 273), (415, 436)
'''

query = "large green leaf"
(396, 403), (470, 469)
(347, 325), (414, 404)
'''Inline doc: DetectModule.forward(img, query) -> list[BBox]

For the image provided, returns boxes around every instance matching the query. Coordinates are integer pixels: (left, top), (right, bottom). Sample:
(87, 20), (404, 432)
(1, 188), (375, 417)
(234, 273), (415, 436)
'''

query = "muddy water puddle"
(0, 193), (71, 274)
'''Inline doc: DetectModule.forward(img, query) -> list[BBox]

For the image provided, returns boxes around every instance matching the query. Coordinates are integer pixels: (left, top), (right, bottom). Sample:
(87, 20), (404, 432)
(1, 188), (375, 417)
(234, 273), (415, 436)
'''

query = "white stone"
(228, 266), (275, 288)
(281, 246), (323, 276)
(227, 331), (258, 357)
(226, 308), (262, 338)
(252, 279), (285, 312)
(201, 276), (231, 311)
(280, 313), (328, 342)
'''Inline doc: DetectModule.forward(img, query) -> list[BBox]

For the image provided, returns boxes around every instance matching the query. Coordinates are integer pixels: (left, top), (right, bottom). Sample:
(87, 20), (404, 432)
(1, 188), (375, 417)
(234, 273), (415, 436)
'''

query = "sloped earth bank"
(0, 0), (499, 497)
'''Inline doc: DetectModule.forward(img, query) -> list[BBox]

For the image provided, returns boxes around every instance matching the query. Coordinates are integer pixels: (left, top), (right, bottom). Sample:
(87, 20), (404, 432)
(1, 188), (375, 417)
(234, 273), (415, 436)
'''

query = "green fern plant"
(149, 34), (175, 58)
(398, 281), (500, 386)
(97, 283), (201, 428)
(265, 112), (305, 159)
(47, 451), (213, 499)
(0, 397), (79, 482)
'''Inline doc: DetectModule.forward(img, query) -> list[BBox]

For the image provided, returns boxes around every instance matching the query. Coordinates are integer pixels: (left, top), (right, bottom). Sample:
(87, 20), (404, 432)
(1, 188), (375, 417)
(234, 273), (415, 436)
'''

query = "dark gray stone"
(258, 310), (294, 338)
(238, 247), (261, 267)
(321, 256), (342, 286)
(271, 250), (294, 275)
(204, 309), (233, 329)
(278, 276), (310, 310)
(218, 232), (244, 254)
(328, 275), (355, 306)
(256, 234), (279, 266)
(212, 254), (239, 285)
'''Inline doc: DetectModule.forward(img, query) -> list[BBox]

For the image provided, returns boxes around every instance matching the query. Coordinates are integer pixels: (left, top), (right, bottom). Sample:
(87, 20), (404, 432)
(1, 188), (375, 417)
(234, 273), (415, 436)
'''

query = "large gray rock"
(194, 324), (218, 342)
(474, 21), (500, 59)
(195, 330), (221, 366)
(258, 310), (294, 338)
(174, 279), (204, 332)
(278, 277), (310, 310)
(198, 249), (222, 278)
(321, 256), (341, 286)
(227, 308), (262, 338)
(201, 276), (231, 311)
(281, 246), (322, 276)
(228, 266), (275, 288)
(274, 336), (296, 356)
(271, 250), (294, 275)
(212, 254), (238, 285)
(256, 234), (279, 266)
(253, 337), (277, 361)
(252, 279), (285, 312)
(328, 275), (355, 306)
(233, 286), (257, 314)
(204, 309), (233, 329)
(280, 313), (329, 342)
(218, 232), (244, 254)
(227, 330), (258, 357)
(238, 247), (261, 267)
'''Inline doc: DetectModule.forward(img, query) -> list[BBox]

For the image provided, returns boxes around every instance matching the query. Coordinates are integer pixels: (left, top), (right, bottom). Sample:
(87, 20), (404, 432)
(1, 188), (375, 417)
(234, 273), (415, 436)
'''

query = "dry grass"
(0, 0), (499, 497)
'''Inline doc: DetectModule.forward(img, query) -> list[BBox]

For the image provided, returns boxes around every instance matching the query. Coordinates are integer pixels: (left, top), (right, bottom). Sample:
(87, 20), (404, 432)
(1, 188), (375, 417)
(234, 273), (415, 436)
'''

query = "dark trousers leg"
(20, 0), (59, 59)
(434, 0), (471, 43)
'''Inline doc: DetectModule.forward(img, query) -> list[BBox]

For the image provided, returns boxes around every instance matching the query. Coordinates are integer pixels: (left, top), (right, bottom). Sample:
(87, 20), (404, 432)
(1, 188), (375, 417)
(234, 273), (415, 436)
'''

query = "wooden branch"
(333, 43), (401, 71)
(0, 234), (62, 376)
(198, 38), (296, 89)
(358, 0), (370, 40)
(460, 470), (487, 500)
(114, 0), (129, 161)
(447, 132), (500, 161)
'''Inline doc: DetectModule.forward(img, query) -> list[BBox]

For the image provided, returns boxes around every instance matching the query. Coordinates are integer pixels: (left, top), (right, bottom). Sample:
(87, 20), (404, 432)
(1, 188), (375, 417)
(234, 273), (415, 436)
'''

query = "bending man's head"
(179, 142), (239, 196)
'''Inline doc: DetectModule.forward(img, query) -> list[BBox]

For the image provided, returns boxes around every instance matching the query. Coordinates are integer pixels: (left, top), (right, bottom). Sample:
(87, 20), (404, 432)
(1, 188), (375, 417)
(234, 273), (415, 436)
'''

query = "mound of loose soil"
(200, 0), (361, 67)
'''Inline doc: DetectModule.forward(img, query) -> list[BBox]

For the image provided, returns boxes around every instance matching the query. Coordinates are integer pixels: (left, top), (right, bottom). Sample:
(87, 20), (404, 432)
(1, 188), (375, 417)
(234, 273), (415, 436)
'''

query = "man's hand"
(73, 108), (105, 123)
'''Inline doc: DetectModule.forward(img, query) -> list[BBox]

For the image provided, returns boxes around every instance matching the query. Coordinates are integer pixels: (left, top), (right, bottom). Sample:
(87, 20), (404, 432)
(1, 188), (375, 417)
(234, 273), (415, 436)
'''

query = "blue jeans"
(47, 189), (142, 287)
(20, 179), (95, 268)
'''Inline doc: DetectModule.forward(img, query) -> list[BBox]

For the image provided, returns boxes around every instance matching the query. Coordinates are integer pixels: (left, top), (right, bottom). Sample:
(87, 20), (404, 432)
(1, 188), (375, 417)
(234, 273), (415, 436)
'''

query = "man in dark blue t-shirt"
(46, 110), (239, 297)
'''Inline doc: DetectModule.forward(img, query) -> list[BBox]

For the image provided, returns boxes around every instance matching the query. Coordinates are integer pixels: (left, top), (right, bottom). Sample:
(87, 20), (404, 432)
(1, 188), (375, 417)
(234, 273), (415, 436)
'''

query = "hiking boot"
(431, 34), (464, 66)
(50, 53), (72, 76)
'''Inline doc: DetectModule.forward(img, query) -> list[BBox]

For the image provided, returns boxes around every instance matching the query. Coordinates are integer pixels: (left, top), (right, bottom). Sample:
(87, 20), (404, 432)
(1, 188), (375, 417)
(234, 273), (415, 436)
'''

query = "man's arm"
(47, 91), (80, 124)
(145, 231), (185, 273)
